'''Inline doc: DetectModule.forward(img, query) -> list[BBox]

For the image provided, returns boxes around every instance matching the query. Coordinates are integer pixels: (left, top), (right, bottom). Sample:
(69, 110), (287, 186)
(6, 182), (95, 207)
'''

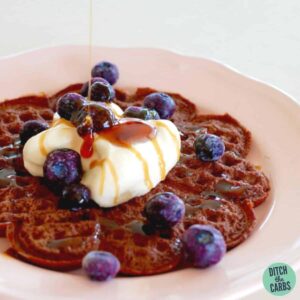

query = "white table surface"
(0, 0), (299, 104)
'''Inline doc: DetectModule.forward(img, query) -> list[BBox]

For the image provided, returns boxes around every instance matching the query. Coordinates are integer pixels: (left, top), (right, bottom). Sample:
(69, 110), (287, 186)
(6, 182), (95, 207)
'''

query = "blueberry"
(72, 103), (117, 136)
(80, 77), (109, 97)
(90, 81), (115, 103)
(82, 251), (120, 281)
(182, 224), (226, 268)
(43, 149), (82, 191)
(57, 93), (86, 120)
(144, 192), (185, 227)
(123, 106), (160, 120)
(20, 120), (49, 145)
(91, 61), (119, 85)
(60, 183), (92, 211)
(143, 92), (176, 119)
(194, 134), (225, 162)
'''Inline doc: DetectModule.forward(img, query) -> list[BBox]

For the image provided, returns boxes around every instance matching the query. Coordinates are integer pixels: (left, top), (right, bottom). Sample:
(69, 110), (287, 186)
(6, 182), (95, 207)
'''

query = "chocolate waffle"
(0, 84), (270, 274)
(0, 96), (57, 236)
(7, 210), (100, 270)
(115, 88), (269, 207)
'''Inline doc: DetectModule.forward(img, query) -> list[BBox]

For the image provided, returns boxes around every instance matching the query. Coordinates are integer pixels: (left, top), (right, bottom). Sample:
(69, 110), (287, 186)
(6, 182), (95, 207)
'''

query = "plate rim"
(0, 45), (299, 300)
(0, 44), (299, 110)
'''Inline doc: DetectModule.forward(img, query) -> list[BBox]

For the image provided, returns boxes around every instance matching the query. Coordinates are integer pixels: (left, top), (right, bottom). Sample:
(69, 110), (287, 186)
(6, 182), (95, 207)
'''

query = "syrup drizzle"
(80, 133), (94, 158)
(52, 118), (73, 128)
(126, 147), (153, 189)
(106, 159), (119, 205)
(96, 121), (157, 190)
(0, 140), (22, 161)
(151, 138), (166, 180)
(185, 199), (221, 215)
(47, 223), (101, 250)
(99, 120), (157, 145)
(0, 168), (16, 188)
(47, 236), (83, 249)
(39, 131), (48, 156)
(215, 180), (246, 196)
(96, 217), (149, 236)
(87, 0), (94, 101)
(90, 160), (106, 195)
(0, 140), (21, 189)
(156, 120), (180, 159)
(49, 115), (178, 191)
(40, 105), (178, 201)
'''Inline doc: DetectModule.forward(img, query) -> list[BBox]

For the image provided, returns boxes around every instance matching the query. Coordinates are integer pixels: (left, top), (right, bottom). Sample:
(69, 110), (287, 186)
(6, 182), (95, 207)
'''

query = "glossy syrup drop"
(185, 200), (222, 215)
(0, 139), (21, 188)
(98, 120), (157, 146)
(80, 133), (94, 158)
(215, 180), (246, 196)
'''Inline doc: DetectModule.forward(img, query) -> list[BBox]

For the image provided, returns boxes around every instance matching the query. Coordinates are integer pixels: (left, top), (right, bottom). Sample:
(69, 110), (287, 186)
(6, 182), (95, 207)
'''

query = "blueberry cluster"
(57, 92), (117, 138)
(56, 62), (120, 137)
(42, 148), (94, 210)
(81, 191), (225, 281)
(143, 192), (225, 268)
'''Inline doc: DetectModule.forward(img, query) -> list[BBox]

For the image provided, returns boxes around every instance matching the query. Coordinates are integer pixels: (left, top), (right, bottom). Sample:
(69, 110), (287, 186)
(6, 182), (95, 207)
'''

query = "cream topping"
(23, 103), (181, 207)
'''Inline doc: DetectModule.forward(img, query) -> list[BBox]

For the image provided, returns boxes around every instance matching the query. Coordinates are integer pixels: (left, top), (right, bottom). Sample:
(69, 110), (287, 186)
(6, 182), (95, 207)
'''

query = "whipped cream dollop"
(23, 102), (181, 207)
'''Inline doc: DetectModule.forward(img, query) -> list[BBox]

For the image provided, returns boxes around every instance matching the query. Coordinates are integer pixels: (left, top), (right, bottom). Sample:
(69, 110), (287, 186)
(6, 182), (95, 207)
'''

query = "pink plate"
(0, 46), (299, 300)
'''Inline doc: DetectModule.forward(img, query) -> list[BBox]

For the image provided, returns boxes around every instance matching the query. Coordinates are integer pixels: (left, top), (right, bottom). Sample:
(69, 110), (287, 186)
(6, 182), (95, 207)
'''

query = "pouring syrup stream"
(87, 0), (94, 101)
(80, 0), (95, 159)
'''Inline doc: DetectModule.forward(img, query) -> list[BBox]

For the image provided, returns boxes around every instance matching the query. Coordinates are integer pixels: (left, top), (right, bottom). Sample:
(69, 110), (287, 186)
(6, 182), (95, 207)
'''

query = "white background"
(0, 0), (299, 103)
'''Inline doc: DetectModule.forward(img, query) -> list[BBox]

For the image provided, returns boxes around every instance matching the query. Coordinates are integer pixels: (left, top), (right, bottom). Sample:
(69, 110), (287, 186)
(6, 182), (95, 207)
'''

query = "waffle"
(0, 97), (57, 236)
(118, 88), (269, 207)
(7, 210), (100, 270)
(0, 84), (270, 274)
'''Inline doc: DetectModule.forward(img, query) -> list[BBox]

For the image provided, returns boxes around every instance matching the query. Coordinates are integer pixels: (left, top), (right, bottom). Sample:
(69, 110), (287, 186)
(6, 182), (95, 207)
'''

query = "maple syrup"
(87, 0), (94, 101)
(0, 168), (15, 188)
(51, 118), (73, 128)
(96, 120), (157, 190)
(185, 199), (221, 215)
(98, 120), (156, 146)
(80, 133), (94, 158)
(215, 180), (246, 196)
(106, 159), (119, 205)
(156, 120), (180, 159)
(0, 140), (21, 188)
(151, 138), (166, 180)
(39, 131), (48, 156)
(47, 236), (84, 249)
(96, 217), (150, 236)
